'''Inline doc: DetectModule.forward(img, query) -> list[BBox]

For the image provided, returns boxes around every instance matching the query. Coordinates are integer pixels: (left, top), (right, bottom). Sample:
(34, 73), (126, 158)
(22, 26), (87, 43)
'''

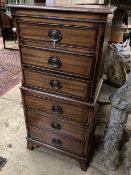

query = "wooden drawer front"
(23, 69), (90, 99)
(20, 45), (94, 79)
(27, 110), (86, 140)
(18, 22), (98, 48)
(29, 126), (85, 156)
(23, 93), (89, 124)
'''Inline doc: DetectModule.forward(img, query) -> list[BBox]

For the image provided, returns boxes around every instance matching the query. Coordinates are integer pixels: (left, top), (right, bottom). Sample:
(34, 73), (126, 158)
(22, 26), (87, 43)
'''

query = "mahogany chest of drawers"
(8, 2), (115, 171)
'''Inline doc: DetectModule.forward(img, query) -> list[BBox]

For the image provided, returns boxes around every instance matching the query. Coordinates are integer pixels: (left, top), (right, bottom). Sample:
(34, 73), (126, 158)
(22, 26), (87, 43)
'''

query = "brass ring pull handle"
(51, 121), (61, 130)
(50, 80), (62, 90)
(52, 138), (62, 147)
(48, 29), (62, 42)
(48, 56), (62, 68)
(52, 105), (63, 115)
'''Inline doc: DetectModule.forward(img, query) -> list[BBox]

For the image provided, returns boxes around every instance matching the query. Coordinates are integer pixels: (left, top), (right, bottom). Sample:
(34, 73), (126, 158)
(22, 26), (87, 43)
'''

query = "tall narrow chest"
(8, 2), (115, 171)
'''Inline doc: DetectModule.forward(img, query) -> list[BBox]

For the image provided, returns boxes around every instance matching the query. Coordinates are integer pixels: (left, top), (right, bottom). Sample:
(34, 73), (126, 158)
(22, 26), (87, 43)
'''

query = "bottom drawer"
(28, 126), (85, 156)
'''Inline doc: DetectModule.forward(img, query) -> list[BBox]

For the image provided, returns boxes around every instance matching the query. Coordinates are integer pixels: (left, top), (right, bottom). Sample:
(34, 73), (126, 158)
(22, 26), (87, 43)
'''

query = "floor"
(0, 83), (130, 175)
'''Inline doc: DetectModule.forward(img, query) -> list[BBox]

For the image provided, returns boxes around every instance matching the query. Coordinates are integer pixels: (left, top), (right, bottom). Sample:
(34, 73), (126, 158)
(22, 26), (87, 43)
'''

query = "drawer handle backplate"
(50, 80), (62, 90)
(48, 56), (62, 68)
(52, 138), (62, 147)
(48, 29), (62, 42)
(52, 105), (63, 115)
(51, 121), (61, 130)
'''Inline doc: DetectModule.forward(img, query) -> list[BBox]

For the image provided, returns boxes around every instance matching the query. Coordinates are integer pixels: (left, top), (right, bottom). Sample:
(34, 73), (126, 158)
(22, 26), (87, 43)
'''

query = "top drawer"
(18, 21), (99, 48)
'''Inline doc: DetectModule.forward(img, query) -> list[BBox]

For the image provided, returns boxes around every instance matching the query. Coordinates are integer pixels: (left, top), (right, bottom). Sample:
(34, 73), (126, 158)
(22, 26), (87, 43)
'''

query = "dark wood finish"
(8, 2), (115, 171)
(27, 139), (35, 150)
(21, 88), (90, 124)
(20, 40), (95, 57)
(18, 21), (98, 48)
(26, 109), (87, 140)
(23, 68), (91, 99)
(15, 9), (110, 100)
(20, 44), (94, 79)
(28, 126), (85, 156)
(8, 3), (115, 14)
(26, 138), (89, 167)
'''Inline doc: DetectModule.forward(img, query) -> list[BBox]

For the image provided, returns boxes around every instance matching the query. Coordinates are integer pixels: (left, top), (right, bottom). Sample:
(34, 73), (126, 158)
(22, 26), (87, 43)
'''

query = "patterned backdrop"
(0, 38), (22, 96)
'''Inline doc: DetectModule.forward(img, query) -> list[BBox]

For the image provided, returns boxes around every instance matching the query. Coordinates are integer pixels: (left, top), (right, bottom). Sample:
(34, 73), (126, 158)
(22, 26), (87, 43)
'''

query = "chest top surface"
(7, 1), (115, 14)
